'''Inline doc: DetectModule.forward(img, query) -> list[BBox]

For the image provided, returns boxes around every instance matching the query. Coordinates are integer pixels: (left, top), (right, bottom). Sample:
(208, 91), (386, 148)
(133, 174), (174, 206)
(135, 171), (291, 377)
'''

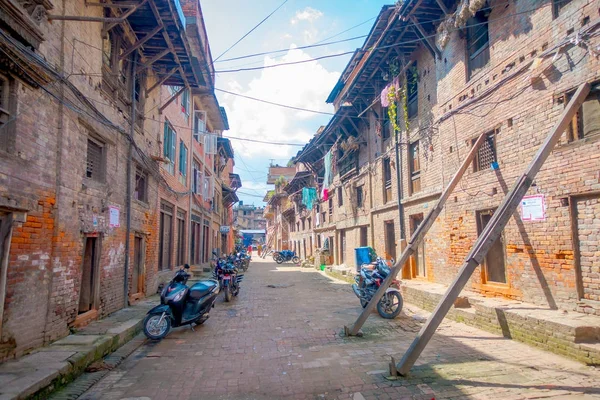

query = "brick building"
(287, 0), (600, 317)
(0, 0), (238, 360)
(233, 202), (266, 231)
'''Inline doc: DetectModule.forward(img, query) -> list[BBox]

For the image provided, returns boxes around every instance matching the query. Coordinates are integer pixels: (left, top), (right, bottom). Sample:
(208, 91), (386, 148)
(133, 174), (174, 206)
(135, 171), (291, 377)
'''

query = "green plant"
(274, 175), (287, 187)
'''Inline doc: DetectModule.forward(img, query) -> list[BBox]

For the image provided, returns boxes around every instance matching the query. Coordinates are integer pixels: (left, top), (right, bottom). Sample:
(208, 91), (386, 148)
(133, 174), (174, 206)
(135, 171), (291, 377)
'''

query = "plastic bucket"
(320, 264), (326, 271)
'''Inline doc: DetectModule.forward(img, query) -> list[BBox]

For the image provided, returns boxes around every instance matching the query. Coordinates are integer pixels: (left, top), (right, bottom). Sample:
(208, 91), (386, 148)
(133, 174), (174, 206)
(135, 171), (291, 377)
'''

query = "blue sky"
(201, 0), (391, 205)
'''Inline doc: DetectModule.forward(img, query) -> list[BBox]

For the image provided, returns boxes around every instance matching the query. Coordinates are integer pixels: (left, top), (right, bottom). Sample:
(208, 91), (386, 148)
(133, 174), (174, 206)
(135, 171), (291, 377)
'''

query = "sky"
(201, 0), (391, 206)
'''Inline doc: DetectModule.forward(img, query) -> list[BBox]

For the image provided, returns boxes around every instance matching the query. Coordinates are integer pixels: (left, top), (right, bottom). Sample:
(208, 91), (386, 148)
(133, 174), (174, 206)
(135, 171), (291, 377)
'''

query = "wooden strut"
(396, 82), (590, 376)
(345, 131), (489, 337)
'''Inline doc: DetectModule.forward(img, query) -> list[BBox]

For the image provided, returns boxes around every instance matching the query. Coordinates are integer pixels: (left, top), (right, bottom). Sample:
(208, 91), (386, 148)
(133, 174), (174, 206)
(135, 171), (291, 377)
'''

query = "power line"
(215, 50), (356, 73)
(213, 0), (290, 63)
(215, 34), (367, 63)
(216, 88), (335, 116)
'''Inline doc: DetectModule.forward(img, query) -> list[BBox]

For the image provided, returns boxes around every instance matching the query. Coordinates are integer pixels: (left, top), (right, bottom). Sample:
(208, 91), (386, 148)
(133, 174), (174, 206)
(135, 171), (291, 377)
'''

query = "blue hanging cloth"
(302, 187), (317, 210)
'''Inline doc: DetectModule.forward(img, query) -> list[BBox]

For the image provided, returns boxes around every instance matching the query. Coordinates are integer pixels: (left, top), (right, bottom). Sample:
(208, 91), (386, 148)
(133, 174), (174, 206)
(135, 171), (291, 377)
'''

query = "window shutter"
(163, 122), (169, 158)
(170, 129), (176, 164)
(194, 111), (206, 141)
(204, 133), (217, 155)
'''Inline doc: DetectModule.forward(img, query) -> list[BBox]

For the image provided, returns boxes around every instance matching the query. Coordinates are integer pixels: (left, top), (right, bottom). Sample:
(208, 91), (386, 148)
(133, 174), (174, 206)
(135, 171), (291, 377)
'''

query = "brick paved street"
(77, 259), (600, 400)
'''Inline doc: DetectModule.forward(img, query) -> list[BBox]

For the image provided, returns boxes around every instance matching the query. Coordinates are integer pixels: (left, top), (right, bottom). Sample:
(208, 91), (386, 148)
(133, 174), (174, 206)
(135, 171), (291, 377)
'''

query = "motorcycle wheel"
(143, 314), (171, 340)
(225, 286), (232, 302)
(360, 299), (368, 308)
(272, 252), (279, 261)
(292, 256), (300, 264)
(275, 255), (284, 264)
(377, 291), (403, 319)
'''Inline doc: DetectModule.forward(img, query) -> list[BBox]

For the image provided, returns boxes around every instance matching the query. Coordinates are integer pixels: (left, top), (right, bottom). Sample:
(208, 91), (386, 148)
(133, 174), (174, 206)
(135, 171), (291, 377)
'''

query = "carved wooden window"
(0, 75), (9, 130)
(473, 129), (498, 172)
(409, 141), (421, 194)
(383, 158), (392, 203)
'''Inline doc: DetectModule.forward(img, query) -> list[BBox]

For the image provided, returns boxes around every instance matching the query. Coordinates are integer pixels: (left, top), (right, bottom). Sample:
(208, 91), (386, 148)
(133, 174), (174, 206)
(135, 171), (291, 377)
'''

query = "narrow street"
(74, 258), (600, 400)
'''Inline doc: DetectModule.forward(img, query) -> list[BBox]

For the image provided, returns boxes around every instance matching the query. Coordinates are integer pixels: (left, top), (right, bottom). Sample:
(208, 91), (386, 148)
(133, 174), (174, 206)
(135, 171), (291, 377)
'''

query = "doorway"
(79, 236), (100, 314)
(573, 195), (600, 301)
(0, 212), (14, 336)
(340, 230), (346, 263)
(477, 209), (507, 284)
(360, 226), (368, 247)
(131, 235), (144, 299)
(410, 214), (426, 277)
(384, 221), (396, 261)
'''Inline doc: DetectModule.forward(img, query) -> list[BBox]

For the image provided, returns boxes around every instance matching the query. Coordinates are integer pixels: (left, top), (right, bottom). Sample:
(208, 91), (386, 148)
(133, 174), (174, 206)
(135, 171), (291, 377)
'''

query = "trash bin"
(355, 246), (375, 273)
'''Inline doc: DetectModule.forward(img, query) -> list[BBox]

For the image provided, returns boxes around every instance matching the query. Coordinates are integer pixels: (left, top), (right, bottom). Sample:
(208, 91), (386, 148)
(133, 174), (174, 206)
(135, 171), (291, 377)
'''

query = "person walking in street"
(247, 244), (252, 256)
(258, 244), (263, 257)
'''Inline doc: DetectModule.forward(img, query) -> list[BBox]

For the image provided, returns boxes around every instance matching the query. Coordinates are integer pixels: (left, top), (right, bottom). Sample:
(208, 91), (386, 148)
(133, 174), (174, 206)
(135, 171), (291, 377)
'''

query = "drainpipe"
(188, 93), (193, 265)
(123, 52), (137, 308)
(395, 128), (406, 240)
(367, 112), (375, 250)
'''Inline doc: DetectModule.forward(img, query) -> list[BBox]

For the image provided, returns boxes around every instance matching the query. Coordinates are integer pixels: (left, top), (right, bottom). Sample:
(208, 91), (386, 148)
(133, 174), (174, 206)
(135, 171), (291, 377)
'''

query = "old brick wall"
(0, 0), (165, 359)
(426, 0), (600, 312)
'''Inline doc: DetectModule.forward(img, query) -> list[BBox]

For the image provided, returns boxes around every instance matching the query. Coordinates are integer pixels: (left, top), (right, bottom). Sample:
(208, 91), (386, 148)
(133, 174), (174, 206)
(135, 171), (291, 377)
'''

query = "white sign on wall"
(109, 206), (120, 227)
(521, 195), (546, 221)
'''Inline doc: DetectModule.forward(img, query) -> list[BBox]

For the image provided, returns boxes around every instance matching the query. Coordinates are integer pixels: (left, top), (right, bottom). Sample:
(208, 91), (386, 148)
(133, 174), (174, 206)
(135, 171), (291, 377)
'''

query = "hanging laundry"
(322, 188), (329, 201)
(302, 187), (317, 210)
(322, 149), (333, 198)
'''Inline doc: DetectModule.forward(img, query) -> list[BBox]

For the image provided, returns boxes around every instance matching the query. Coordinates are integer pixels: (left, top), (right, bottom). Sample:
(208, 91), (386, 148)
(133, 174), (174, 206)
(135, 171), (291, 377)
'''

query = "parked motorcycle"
(213, 257), (244, 302)
(352, 257), (403, 319)
(273, 249), (300, 265)
(143, 265), (220, 340)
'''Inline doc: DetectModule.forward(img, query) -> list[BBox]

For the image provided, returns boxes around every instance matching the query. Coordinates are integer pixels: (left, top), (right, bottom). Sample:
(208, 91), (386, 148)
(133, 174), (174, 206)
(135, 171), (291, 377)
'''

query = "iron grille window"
(466, 11), (490, 80)
(473, 130), (498, 172)
(134, 168), (147, 203)
(86, 138), (104, 182)
(409, 141), (421, 194)
(338, 187), (343, 207)
(406, 63), (418, 119)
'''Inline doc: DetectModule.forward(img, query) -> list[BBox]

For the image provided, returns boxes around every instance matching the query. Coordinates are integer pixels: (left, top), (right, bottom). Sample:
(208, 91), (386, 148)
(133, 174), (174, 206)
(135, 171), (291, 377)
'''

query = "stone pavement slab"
(0, 295), (158, 400)
(73, 258), (600, 400)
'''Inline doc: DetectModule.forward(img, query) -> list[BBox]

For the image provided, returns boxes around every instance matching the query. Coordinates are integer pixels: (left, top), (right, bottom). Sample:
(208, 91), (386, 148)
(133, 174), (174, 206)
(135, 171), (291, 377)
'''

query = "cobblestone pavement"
(78, 259), (600, 400)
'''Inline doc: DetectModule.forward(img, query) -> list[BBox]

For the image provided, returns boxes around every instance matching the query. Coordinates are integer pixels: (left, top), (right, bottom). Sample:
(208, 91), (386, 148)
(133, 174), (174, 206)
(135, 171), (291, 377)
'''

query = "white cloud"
(290, 7), (324, 25)
(220, 46), (339, 161)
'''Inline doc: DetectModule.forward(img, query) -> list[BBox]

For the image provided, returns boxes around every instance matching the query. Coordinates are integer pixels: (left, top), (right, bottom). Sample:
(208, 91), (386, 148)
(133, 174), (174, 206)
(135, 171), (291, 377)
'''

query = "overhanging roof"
(218, 137), (234, 158)
(283, 171), (312, 194)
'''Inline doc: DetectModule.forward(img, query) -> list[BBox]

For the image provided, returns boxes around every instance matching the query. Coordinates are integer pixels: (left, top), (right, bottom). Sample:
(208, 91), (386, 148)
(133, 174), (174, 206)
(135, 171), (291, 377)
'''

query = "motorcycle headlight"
(171, 290), (185, 302)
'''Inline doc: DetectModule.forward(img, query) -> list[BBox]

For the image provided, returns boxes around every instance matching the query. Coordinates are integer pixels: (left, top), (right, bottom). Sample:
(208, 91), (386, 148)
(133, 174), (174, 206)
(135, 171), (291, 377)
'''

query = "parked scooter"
(273, 249), (300, 264)
(213, 255), (244, 302)
(352, 257), (403, 319)
(143, 264), (219, 340)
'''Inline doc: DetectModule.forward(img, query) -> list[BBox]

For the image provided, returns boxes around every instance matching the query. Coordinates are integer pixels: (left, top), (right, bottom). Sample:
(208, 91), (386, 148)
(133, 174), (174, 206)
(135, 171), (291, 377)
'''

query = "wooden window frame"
(406, 63), (418, 119)
(466, 10), (491, 80)
(476, 208), (508, 285)
(552, 0), (572, 18)
(356, 185), (364, 208)
(86, 136), (106, 183)
(163, 120), (176, 175)
(134, 167), (148, 203)
(383, 158), (392, 203)
(409, 141), (421, 194)
(338, 187), (343, 207)
(562, 85), (600, 142)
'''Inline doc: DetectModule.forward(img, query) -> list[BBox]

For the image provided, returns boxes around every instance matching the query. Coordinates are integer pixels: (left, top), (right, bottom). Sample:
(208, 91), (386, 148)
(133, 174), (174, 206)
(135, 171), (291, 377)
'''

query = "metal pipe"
(395, 128), (406, 239)
(124, 52), (137, 308)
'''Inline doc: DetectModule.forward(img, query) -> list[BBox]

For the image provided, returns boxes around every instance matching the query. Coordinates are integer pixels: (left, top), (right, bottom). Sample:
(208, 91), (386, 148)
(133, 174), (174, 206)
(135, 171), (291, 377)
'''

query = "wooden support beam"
(409, 15), (441, 59)
(345, 131), (488, 337)
(159, 86), (186, 113)
(146, 67), (177, 96)
(101, 0), (147, 36)
(136, 48), (170, 72)
(147, 0), (189, 87)
(396, 82), (591, 376)
(85, 1), (140, 8)
(119, 25), (163, 61)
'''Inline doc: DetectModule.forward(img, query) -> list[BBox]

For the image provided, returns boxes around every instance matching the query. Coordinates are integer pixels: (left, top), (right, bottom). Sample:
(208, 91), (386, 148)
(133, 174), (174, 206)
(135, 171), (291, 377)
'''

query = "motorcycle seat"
(189, 280), (218, 299)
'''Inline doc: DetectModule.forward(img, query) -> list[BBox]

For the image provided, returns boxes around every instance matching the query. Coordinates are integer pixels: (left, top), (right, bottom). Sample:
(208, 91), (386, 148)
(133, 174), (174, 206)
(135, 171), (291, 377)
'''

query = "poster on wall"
(109, 206), (120, 227)
(520, 195), (546, 221)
